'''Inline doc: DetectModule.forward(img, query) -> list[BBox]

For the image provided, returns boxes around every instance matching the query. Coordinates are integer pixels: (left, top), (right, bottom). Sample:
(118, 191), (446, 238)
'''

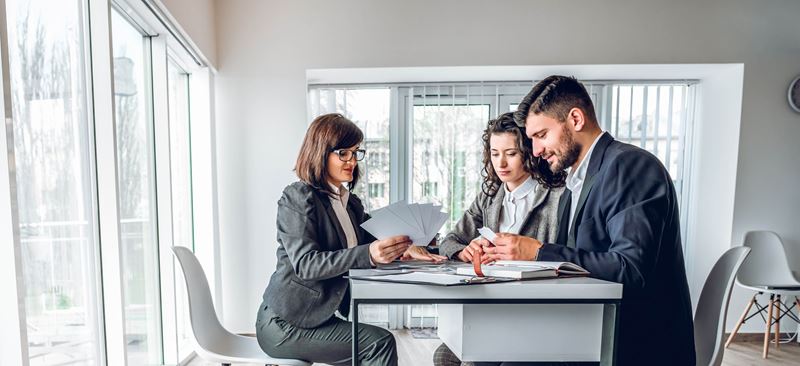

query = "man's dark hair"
(513, 75), (598, 127)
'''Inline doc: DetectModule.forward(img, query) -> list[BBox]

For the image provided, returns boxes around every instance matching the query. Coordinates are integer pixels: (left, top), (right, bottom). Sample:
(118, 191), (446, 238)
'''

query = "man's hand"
(457, 237), (492, 263)
(369, 236), (412, 264)
(401, 245), (448, 262)
(482, 233), (542, 261)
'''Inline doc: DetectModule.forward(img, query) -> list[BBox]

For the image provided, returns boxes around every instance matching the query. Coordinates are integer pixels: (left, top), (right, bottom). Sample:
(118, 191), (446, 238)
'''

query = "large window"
(0, 0), (212, 365)
(6, 0), (105, 364)
(310, 82), (695, 235)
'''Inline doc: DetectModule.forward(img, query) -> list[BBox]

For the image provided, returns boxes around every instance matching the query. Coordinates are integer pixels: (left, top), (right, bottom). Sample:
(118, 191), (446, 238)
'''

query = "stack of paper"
(360, 201), (448, 246)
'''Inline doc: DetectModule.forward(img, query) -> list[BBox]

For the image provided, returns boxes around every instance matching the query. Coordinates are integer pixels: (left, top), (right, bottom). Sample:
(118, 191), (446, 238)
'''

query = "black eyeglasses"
(331, 148), (366, 162)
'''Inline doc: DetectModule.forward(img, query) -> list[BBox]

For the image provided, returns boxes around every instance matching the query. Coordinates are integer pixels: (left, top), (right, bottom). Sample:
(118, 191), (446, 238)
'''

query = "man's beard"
(550, 127), (581, 173)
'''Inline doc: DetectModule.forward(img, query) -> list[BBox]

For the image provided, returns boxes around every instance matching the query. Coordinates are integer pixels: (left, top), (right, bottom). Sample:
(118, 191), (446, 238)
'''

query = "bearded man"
(476, 75), (695, 366)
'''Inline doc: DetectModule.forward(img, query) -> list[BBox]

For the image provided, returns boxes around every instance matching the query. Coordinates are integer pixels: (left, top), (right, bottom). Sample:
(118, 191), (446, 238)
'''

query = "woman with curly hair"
(409, 111), (566, 366)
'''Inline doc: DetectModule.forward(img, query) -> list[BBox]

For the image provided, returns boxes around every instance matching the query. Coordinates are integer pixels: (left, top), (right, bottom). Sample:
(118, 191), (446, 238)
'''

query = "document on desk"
(348, 272), (513, 286)
(361, 201), (448, 246)
(377, 260), (457, 271)
(456, 261), (590, 279)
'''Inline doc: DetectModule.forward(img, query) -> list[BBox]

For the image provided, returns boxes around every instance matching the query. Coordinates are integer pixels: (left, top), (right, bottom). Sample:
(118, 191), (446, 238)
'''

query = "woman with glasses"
(256, 113), (443, 366)
(410, 112), (567, 366)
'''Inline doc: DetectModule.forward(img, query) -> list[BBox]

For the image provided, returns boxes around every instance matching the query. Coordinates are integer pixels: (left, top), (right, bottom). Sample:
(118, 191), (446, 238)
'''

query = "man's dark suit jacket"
(542, 133), (696, 366)
(260, 181), (376, 328)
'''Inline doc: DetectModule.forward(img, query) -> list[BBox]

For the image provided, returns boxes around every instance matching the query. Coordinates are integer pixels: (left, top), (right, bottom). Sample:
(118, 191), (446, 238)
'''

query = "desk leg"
(352, 300), (359, 366)
(600, 303), (620, 366)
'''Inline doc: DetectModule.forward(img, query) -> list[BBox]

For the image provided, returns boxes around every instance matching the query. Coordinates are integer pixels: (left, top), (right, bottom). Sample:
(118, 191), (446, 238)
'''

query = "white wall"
(159, 0), (217, 68)
(214, 0), (800, 333)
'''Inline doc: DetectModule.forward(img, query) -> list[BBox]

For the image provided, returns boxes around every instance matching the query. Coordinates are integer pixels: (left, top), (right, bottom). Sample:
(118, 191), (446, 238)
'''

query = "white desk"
(349, 270), (623, 365)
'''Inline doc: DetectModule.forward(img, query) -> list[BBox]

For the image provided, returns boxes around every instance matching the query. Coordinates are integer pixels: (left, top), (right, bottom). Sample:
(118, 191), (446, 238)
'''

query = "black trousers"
(256, 306), (397, 366)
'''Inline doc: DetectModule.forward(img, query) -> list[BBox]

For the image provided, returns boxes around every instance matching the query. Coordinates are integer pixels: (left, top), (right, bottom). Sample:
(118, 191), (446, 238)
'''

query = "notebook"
(456, 261), (590, 279)
(347, 271), (515, 286)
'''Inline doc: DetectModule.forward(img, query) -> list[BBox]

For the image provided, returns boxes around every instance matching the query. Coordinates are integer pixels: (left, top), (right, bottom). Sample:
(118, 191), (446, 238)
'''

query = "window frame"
(0, 4), (28, 360)
(111, 1), (205, 364)
(162, 50), (198, 364)
(110, 7), (166, 364)
(0, 0), (111, 364)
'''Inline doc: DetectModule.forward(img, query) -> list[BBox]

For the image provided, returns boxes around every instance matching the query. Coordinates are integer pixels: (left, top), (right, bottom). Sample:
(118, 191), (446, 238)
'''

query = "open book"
(456, 261), (590, 279)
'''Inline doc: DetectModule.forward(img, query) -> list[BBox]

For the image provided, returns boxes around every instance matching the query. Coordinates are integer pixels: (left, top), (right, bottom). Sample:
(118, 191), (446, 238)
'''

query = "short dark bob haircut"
(294, 113), (363, 196)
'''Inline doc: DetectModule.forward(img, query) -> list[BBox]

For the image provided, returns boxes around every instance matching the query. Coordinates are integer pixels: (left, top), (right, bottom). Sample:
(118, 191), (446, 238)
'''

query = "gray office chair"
(724, 231), (800, 359)
(694, 246), (751, 366)
(172, 246), (310, 366)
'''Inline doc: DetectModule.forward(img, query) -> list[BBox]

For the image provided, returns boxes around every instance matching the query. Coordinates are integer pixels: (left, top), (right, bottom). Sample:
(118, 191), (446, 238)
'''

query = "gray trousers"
(256, 306), (397, 366)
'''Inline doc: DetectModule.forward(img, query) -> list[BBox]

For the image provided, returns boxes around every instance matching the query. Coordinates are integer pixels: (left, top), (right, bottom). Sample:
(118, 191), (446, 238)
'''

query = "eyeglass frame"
(330, 148), (366, 162)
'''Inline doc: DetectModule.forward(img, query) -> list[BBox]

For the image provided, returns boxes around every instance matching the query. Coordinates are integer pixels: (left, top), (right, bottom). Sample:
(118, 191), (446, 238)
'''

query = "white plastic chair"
(172, 246), (310, 366)
(724, 231), (800, 359)
(694, 246), (750, 366)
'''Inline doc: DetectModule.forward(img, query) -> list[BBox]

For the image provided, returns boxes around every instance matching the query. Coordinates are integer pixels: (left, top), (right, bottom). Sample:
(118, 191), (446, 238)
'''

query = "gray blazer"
(438, 183), (564, 259)
(260, 181), (376, 328)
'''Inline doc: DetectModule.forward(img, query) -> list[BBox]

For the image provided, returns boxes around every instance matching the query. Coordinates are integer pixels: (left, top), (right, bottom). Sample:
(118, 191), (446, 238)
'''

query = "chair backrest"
(172, 246), (235, 350)
(737, 231), (799, 288)
(694, 246), (750, 366)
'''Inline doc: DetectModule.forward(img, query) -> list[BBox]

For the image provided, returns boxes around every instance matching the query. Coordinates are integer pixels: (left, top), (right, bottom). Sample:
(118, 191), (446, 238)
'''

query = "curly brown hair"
(481, 112), (566, 197)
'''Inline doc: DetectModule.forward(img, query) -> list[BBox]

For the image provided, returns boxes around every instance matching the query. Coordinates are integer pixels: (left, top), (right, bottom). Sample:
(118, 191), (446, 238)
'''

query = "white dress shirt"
(328, 183), (358, 248)
(565, 132), (605, 233)
(498, 176), (538, 234)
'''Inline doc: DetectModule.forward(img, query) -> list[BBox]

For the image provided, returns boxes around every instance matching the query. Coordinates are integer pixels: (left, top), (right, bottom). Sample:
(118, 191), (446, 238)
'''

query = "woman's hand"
(401, 245), (448, 262)
(369, 235), (412, 264)
(457, 237), (494, 264)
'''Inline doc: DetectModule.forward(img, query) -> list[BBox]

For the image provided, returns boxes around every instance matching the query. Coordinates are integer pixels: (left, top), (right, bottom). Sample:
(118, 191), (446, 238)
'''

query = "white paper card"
(361, 201), (448, 246)
(478, 226), (497, 243)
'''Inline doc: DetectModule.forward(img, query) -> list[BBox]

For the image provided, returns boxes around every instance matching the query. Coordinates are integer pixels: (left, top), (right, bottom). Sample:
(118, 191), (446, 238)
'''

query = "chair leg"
(726, 293), (757, 348)
(774, 294), (781, 349)
(796, 296), (800, 323)
(763, 294), (775, 359)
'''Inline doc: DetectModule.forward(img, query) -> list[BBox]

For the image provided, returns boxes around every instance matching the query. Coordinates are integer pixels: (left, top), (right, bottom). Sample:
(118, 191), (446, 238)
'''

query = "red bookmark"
(472, 246), (485, 277)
